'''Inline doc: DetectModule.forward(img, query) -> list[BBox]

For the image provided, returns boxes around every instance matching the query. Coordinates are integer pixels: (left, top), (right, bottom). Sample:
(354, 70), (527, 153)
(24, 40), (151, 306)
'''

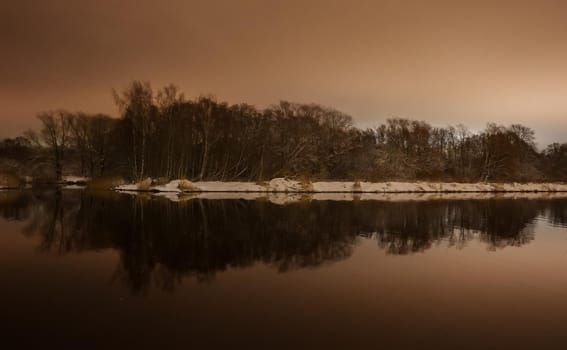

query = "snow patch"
(62, 176), (89, 184)
(268, 178), (304, 192)
(151, 179), (182, 192)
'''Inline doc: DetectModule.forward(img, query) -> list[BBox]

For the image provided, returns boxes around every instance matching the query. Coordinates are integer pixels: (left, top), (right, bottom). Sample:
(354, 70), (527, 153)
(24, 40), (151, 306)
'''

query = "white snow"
(63, 184), (86, 189)
(151, 179), (183, 192)
(195, 181), (267, 192)
(114, 178), (567, 194)
(62, 176), (89, 184)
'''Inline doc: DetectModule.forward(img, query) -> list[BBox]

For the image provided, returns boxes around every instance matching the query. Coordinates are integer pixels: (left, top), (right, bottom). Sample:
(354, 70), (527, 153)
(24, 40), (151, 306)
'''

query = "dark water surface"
(2, 189), (567, 349)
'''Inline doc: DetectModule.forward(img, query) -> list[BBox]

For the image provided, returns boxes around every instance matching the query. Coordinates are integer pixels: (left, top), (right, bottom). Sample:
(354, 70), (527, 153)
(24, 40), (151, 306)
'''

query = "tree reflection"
(545, 200), (567, 228)
(1, 190), (565, 293)
(370, 200), (539, 254)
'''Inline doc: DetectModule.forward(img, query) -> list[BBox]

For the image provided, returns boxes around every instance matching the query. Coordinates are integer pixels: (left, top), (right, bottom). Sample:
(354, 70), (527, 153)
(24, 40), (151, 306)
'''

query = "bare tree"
(113, 81), (156, 180)
(12, 80), (560, 183)
(28, 110), (73, 181)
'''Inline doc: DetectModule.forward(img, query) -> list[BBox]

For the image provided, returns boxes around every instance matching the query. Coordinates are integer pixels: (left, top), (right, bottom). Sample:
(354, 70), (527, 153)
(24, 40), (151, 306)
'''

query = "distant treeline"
(2, 80), (567, 182)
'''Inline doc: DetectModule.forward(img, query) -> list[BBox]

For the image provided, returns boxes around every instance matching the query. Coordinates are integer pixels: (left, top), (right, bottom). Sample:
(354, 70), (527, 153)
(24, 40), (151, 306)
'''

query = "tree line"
(3, 80), (567, 182)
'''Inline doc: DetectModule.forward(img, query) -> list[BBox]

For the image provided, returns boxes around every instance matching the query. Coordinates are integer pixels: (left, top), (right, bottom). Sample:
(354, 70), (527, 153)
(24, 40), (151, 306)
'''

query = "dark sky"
(2, 0), (567, 145)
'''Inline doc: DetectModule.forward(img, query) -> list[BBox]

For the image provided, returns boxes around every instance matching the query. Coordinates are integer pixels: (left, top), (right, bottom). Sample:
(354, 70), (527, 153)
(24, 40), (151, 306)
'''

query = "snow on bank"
(115, 178), (567, 194)
(117, 190), (567, 205)
(61, 176), (89, 184)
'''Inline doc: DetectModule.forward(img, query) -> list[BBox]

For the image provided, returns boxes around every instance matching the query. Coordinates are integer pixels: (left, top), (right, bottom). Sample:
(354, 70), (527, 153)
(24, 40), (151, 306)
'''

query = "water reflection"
(1, 189), (566, 293)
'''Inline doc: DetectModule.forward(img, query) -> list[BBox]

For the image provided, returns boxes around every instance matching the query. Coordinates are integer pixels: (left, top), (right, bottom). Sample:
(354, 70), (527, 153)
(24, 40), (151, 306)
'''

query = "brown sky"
(2, 0), (567, 145)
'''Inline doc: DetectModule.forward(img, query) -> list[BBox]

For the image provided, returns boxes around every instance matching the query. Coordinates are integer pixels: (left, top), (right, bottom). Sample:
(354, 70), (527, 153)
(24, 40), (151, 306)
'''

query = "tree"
(69, 113), (117, 177)
(543, 143), (567, 181)
(27, 110), (73, 181)
(113, 81), (156, 180)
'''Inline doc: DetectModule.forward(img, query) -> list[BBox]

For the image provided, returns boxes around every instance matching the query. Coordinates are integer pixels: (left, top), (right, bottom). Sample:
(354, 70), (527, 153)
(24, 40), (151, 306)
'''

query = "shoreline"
(4, 178), (567, 204)
(113, 178), (567, 194)
(4, 177), (567, 195)
(117, 190), (567, 205)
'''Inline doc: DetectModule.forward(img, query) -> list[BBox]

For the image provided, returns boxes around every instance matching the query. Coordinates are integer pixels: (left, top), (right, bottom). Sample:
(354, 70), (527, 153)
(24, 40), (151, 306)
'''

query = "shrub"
(298, 177), (314, 192)
(178, 179), (199, 192)
(352, 180), (362, 192)
(137, 178), (153, 190)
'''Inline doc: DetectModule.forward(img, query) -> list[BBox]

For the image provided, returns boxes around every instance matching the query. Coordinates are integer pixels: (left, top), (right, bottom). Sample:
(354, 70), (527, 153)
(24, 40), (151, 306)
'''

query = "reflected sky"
(2, 190), (567, 348)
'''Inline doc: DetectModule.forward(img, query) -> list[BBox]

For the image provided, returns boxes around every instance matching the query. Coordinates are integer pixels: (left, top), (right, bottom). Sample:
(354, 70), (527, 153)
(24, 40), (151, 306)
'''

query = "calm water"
(2, 190), (567, 349)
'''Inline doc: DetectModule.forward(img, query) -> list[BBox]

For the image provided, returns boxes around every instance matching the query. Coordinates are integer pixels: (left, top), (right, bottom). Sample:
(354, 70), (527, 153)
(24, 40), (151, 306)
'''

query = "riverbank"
(115, 190), (567, 205)
(5, 176), (567, 194)
(0, 175), (90, 189)
(114, 178), (567, 194)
